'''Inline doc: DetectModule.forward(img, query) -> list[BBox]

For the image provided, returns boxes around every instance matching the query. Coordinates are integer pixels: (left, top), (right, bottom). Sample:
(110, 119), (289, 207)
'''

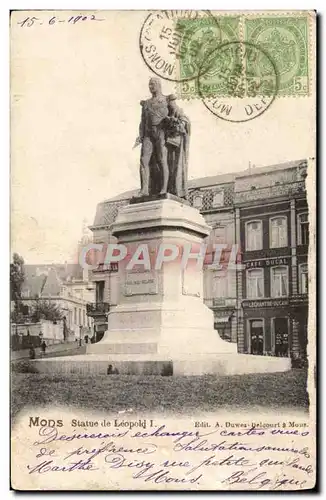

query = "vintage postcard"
(10, 9), (316, 490)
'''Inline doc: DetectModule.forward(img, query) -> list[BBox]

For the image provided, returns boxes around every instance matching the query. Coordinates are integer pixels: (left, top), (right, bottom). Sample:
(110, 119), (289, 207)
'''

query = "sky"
(10, 10), (315, 264)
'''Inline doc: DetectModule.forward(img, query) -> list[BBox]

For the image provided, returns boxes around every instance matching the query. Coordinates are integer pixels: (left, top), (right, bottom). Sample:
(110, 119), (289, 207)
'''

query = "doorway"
(273, 317), (289, 357)
(249, 319), (264, 355)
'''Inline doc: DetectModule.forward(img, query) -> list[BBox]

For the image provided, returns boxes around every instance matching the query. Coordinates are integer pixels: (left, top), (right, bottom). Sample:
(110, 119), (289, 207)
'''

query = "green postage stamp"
(176, 16), (241, 98)
(177, 13), (311, 99)
(244, 16), (310, 96)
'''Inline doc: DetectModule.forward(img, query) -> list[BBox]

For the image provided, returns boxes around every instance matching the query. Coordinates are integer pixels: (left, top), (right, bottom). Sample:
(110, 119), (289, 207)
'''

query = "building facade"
(88, 159), (309, 361)
(20, 265), (94, 341)
(234, 160), (308, 360)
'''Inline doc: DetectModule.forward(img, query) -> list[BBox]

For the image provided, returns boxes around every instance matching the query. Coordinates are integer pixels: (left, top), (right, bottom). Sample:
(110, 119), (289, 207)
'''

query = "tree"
(10, 253), (25, 308)
(31, 299), (64, 323)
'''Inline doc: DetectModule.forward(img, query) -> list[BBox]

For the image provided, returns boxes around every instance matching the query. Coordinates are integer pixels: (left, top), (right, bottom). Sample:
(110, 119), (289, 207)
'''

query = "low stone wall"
(28, 352), (291, 376)
(11, 340), (81, 361)
(11, 321), (64, 350)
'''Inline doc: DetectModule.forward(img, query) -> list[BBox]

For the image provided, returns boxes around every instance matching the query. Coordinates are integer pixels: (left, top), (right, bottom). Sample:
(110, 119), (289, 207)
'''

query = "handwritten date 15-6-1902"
(16, 14), (105, 28)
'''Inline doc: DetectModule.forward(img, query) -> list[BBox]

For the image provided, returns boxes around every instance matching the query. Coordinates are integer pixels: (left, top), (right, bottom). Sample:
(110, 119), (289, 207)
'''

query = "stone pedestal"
(86, 198), (236, 358)
(31, 197), (291, 376)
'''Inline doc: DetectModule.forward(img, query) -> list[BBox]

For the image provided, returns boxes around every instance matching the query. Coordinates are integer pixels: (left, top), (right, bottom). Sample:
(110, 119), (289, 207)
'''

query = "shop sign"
(245, 257), (289, 269)
(243, 295), (308, 309)
(243, 299), (289, 308)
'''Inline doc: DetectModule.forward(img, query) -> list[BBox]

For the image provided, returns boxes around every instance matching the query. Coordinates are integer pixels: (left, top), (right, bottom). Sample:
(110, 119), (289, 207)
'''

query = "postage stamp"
(244, 16), (310, 96)
(176, 12), (311, 100)
(175, 16), (241, 97)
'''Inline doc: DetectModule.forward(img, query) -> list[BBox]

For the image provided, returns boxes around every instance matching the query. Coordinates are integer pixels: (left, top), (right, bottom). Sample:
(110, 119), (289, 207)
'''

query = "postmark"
(197, 41), (279, 123)
(244, 16), (310, 96)
(139, 10), (222, 83)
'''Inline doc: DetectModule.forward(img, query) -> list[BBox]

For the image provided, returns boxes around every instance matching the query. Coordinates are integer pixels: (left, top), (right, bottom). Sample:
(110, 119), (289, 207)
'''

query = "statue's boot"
(138, 190), (149, 197)
(159, 172), (168, 195)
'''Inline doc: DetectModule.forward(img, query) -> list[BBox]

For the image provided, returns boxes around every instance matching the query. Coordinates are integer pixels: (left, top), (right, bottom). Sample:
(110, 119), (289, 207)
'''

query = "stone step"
(87, 342), (157, 355)
(29, 352), (291, 377)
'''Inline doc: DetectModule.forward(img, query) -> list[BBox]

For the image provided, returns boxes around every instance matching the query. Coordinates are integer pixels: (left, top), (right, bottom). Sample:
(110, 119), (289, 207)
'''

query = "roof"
(234, 159), (307, 180)
(188, 172), (236, 189)
(22, 264), (84, 298)
(21, 272), (47, 298)
(41, 268), (61, 296)
(91, 159), (307, 228)
(99, 159), (307, 204)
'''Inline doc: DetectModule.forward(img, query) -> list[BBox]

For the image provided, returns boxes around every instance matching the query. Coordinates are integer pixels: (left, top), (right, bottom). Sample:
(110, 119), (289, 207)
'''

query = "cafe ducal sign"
(245, 257), (289, 269)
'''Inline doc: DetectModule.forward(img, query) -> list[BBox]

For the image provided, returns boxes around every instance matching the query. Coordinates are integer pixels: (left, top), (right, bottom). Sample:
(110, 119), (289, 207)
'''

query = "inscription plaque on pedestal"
(124, 270), (158, 296)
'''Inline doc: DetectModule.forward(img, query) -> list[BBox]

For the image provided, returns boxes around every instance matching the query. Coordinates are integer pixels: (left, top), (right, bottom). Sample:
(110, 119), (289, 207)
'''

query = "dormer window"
(193, 194), (203, 209)
(212, 191), (224, 207)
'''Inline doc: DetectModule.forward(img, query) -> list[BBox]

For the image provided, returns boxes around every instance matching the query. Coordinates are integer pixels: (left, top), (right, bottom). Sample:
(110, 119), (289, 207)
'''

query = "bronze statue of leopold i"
(134, 77), (190, 200)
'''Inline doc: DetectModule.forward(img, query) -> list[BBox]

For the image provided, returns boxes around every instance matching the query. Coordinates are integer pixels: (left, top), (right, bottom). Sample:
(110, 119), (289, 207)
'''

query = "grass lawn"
(11, 369), (308, 419)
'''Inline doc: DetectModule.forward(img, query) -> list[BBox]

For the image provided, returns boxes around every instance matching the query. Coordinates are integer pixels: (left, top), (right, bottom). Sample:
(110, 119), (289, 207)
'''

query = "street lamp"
(79, 325), (82, 347)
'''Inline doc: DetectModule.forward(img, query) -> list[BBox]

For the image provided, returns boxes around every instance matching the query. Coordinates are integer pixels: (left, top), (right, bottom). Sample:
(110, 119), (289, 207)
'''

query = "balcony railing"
(92, 263), (118, 273)
(235, 180), (306, 204)
(86, 302), (110, 316)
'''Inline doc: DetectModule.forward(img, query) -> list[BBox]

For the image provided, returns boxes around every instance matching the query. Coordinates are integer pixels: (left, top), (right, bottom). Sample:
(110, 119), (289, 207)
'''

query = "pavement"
(11, 341), (87, 361)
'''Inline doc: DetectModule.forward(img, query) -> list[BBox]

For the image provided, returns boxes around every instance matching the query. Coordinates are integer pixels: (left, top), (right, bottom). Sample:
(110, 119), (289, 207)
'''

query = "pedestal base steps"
(30, 353), (291, 376)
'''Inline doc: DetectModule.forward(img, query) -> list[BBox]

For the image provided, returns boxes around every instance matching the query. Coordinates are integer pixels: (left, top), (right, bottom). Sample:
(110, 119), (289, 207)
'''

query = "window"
(246, 220), (262, 250)
(22, 305), (29, 316)
(271, 266), (288, 297)
(299, 263), (308, 294)
(74, 307), (77, 324)
(272, 318), (289, 357)
(96, 281), (105, 303)
(298, 213), (309, 245)
(213, 271), (228, 298)
(246, 269), (264, 298)
(193, 194), (203, 209)
(270, 216), (287, 248)
(83, 309), (86, 326)
(212, 226), (226, 244)
(212, 191), (224, 207)
(248, 319), (264, 355)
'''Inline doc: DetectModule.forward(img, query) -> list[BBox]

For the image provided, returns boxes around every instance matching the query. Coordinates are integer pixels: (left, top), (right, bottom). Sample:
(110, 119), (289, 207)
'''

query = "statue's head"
(149, 77), (161, 95)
